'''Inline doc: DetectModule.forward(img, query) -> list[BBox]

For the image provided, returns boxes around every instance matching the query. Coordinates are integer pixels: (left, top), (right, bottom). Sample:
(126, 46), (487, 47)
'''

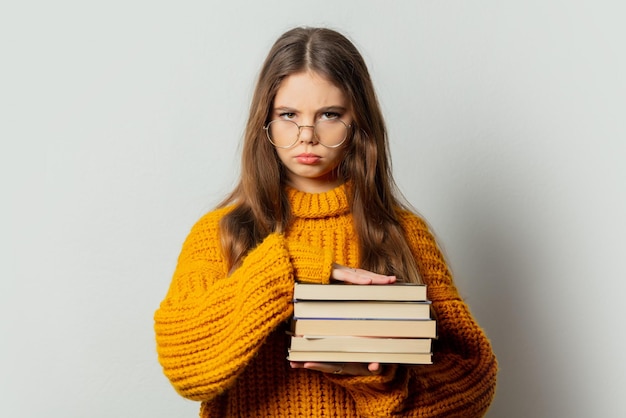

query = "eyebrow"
(272, 105), (348, 113)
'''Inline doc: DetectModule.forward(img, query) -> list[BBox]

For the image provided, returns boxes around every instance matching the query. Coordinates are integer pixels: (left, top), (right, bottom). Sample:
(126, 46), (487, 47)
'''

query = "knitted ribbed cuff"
(285, 241), (333, 284)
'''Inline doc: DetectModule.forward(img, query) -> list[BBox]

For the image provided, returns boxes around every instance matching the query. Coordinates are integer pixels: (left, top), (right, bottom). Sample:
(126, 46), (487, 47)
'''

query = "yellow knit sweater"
(154, 184), (497, 417)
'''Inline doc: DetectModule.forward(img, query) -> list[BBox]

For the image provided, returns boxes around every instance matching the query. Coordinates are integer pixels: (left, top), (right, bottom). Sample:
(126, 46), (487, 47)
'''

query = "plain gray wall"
(1, 1), (625, 417)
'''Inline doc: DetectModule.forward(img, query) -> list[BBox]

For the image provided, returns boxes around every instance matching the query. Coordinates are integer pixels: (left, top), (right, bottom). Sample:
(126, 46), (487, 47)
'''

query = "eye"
(321, 112), (341, 120)
(279, 112), (296, 120)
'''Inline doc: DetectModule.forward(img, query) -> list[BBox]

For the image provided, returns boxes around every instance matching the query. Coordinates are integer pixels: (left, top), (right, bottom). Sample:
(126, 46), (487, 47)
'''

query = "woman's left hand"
(290, 361), (383, 376)
(331, 263), (396, 285)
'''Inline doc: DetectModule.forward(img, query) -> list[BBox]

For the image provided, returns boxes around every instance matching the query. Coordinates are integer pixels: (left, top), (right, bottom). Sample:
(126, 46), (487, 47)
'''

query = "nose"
(298, 124), (317, 144)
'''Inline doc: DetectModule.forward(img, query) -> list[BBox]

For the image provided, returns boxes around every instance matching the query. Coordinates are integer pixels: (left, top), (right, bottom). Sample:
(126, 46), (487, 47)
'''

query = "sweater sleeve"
(285, 240), (334, 284)
(325, 213), (498, 417)
(154, 211), (296, 401)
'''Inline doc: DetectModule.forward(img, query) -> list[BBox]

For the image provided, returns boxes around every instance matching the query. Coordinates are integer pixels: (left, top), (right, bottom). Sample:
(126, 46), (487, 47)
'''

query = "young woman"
(154, 27), (497, 417)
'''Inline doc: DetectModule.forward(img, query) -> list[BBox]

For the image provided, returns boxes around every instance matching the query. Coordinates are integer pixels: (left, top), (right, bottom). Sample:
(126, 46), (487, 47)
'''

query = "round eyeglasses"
(263, 119), (351, 149)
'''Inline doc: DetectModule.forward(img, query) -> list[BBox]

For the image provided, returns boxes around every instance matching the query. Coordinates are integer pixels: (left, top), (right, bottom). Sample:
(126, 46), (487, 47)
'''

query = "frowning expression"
(270, 71), (353, 193)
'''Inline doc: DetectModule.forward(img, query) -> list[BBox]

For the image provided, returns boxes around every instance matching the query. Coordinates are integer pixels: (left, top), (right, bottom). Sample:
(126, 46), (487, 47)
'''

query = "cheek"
(327, 148), (348, 169)
(274, 149), (289, 165)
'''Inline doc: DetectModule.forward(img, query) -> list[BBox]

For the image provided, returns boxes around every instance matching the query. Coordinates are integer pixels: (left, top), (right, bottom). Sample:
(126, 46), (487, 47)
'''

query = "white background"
(1, 1), (625, 417)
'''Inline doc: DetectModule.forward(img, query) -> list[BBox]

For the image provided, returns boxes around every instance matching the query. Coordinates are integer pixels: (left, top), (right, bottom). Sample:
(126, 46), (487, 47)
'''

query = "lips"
(295, 153), (321, 164)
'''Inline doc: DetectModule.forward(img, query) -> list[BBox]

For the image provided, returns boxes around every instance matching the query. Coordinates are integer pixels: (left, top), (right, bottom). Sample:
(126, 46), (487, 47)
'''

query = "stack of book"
(287, 282), (436, 364)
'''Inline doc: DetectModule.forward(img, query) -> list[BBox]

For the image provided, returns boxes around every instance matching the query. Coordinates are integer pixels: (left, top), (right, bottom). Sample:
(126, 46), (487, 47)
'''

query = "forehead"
(273, 71), (348, 108)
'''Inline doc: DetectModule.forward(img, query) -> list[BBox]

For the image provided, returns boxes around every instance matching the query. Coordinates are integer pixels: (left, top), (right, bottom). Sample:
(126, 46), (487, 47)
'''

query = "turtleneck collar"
(286, 183), (351, 219)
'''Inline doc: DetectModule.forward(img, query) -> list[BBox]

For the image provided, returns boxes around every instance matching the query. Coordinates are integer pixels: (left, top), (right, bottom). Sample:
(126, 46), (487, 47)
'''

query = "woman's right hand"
(331, 263), (396, 285)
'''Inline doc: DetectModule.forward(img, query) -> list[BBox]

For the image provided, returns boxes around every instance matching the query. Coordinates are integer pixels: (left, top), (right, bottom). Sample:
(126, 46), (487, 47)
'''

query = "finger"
(289, 361), (305, 369)
(368, 362), (382, 375)
(298, 362), (374, 376)
(364, 272), (397, 284)
(331, 264), (396, 285)
(331, 264), (393, 284)
(295, 362), (343, 374)
(290, 361), (342, 373)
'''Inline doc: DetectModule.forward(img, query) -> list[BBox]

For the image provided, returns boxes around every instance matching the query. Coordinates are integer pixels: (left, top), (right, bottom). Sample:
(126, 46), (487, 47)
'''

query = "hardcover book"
(289, 335), (432, 353)
(293, 282), (428, 301)
(294, 300), (431, 320)
(291, 318), (437, 338)
(287, 350), (433, 364)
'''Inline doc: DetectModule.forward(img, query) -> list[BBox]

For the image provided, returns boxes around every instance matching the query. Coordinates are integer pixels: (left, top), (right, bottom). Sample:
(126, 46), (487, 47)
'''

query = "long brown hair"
(218, 27), (422, 284)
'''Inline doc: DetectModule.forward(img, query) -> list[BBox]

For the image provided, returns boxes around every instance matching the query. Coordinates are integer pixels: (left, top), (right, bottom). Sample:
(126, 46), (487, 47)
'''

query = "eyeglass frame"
(263, 119), (352, 149)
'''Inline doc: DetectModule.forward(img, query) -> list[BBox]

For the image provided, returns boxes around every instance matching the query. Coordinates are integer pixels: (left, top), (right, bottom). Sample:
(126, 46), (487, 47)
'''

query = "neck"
(285, 176), (344, 194)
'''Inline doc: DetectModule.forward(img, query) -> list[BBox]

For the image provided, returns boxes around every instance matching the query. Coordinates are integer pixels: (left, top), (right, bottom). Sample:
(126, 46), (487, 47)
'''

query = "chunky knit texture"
(154, 184), (498, 417)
